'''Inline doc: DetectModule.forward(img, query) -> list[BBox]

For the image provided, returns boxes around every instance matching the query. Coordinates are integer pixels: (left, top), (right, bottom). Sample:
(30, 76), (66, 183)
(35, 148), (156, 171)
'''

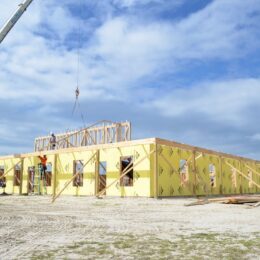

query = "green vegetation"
(28, 232), (260, 260)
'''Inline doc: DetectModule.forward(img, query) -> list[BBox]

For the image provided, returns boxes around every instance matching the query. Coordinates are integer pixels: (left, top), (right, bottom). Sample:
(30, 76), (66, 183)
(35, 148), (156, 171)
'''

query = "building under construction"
(0, 121), (259, 200)
(1, 2), (259, 200)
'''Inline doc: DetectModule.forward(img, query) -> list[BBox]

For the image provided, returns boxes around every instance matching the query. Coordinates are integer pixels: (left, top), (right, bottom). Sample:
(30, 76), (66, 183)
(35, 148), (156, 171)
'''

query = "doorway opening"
(99, 161), (107, 193)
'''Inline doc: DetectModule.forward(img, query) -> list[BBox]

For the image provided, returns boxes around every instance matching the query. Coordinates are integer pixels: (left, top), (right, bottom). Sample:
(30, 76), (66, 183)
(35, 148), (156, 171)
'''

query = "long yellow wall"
(0, 142), (153, 197)
(1, 138), (259, 198)
(156, 142), (260, 197)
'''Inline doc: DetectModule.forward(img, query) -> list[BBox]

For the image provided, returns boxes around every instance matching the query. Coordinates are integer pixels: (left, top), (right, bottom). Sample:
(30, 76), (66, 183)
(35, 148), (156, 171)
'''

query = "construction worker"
(38, 155), (47, 179)
(50, 133), (56, 150)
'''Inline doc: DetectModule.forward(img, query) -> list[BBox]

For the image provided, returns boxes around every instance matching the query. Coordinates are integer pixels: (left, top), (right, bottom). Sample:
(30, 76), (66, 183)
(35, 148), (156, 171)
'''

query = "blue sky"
(0, 0), (260, 159)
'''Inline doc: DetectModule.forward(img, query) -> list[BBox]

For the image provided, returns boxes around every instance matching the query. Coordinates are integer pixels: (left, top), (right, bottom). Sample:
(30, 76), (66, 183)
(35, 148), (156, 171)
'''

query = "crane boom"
(0, 0), (34, 44)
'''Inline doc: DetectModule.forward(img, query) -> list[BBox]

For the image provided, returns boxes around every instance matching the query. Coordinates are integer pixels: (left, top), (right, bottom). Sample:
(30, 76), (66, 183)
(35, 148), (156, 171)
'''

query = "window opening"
(209, 164), (216, 188)
(44, 163), (52, 186)
(120, 156), (133, 187)
(28, 166), (35, 193)
(0, 165), (6, 189)
(179, 159), (189, 186)
(99, 161), (107, 192)
(14, 163), (21, 186)
(73, 160), (83, 187)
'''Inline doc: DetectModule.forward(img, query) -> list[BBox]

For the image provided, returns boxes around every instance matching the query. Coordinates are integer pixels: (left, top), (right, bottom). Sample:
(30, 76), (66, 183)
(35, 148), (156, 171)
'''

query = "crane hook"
(75, 86), (80, 99)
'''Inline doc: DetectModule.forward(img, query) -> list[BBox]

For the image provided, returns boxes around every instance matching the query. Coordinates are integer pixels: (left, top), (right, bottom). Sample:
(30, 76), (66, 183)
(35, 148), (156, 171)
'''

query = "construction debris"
(185, 195), (260, 207)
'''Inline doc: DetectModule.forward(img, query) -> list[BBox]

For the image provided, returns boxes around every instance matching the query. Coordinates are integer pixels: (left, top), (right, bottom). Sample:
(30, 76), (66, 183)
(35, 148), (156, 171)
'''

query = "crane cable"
(71, 0), (86, 127)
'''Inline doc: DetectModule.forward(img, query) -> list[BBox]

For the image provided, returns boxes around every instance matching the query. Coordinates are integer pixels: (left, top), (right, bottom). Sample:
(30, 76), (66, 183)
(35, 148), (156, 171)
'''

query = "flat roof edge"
(155, 138), (260, 164)
(1, 137), (259, 164)
(0, 138), (156, 159)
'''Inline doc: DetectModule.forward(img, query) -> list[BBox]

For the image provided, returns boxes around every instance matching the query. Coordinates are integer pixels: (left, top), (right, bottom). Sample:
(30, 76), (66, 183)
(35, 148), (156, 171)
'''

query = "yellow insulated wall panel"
(0, 137), (259, 198)
(56, 151), (96, 196)
(157, 145), (195, 197)
(99, 144), (151, 197)
(195, 153), (221, 196)
(156, 139), (260, 197)
(240, 160), (259, 194)
(0, 157), (21, 194)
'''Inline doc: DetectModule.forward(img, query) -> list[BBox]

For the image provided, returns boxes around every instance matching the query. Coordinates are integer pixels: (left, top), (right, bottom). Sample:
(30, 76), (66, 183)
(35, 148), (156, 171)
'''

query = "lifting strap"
(71, 88), (86, 127)
(71, 1), (86, 127)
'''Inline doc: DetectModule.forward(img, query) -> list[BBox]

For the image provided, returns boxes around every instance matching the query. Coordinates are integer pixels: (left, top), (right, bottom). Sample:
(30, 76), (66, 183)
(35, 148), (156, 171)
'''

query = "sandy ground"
(0, 195), (259, 260)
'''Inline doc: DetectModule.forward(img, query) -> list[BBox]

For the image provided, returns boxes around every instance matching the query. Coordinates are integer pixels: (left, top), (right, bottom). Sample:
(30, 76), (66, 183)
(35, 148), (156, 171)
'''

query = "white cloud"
(1, 0), (259, 102)
(151, 78), (260, 124)
(86, 0), (260, 94)
(250, 134), (260, 141)
(112, 0), (162, 8)
(0, 0), (260, 158)
(172, 0), (260, 59)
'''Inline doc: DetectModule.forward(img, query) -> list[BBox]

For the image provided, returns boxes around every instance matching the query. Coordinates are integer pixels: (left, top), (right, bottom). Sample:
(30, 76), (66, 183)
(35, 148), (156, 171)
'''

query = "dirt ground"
(0, 195), (259, 260)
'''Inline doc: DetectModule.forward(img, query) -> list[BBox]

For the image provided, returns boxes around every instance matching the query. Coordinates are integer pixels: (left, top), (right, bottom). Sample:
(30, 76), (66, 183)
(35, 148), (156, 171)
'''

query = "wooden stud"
(154, 144), (158, 198)
(19, 158), (24, 195)
(52, 154), (57, 197)
(192, 150), (196, 196)
(245, 164), (260, 178)
(95, 150), (100, 196)
(226, 161), (260, 189)
(219, 156), (223, 194)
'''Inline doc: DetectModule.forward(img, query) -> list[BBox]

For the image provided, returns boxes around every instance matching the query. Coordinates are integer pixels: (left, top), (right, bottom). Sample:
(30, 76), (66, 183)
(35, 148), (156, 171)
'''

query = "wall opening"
(209, 164), (216, 188)
(28, 166), (35, 193)
(44, 163), (52, 187)
(120, 156), (133, 187)
(99, 161), (107, 192)
(179, 159), (189, 186)
(14, 163), (21, 186)
(73, 160), (83, 187)
(0, 165), (6, 189)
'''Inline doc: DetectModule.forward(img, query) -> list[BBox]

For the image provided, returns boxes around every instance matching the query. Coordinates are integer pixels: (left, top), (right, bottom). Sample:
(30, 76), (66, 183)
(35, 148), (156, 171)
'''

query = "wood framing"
(153, 144), (158, 198)
(94, 150), (100, 196)
(19, 158), (24, 195)
(52, 154), (57, 197)
(192, 150), (196, 195)
(245, 164), (260, 178)
(34, 120), (131, 152)
(225, 161), (260, 189)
